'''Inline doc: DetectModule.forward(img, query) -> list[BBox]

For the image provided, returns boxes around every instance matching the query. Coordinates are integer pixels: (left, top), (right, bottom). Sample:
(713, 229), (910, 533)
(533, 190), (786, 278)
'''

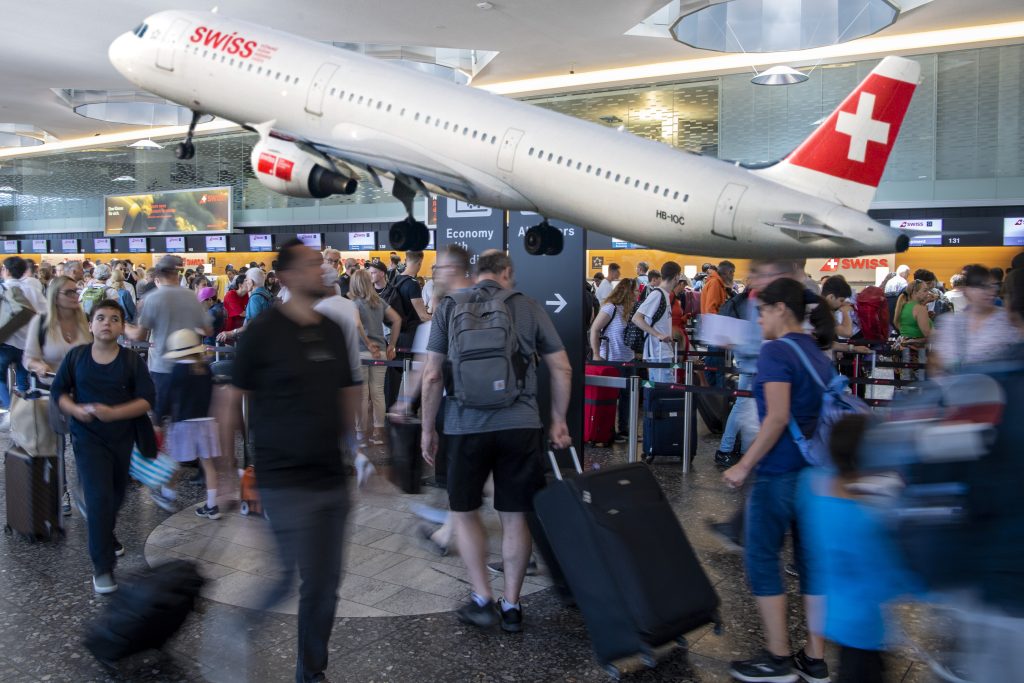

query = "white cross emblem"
(823, 258), (839, 271)
(834, 92), (890, 163)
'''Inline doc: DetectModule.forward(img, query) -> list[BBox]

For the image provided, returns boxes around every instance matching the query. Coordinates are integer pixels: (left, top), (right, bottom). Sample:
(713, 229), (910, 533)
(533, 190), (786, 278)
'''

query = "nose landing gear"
(524, 221), (563, 256)
(174, 110), (203, 160)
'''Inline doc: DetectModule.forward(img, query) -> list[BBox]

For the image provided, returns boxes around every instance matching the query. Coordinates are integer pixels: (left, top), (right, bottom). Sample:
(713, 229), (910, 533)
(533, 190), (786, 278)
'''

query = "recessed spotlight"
(112, 175), (136, 182)
(476, 1), (494, 9)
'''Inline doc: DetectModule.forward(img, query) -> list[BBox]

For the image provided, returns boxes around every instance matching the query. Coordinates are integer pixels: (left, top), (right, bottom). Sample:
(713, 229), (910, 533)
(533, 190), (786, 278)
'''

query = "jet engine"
(250, 139), (357, 198)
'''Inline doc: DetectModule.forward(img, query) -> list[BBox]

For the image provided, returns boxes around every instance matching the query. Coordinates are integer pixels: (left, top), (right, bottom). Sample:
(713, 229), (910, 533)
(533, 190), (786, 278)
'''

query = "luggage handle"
(546, 446), (582, 481)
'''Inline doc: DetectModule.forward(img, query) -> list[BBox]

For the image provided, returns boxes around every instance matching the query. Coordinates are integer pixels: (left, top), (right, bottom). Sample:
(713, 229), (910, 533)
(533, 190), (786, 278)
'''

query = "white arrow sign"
(545, 292), (567, 314)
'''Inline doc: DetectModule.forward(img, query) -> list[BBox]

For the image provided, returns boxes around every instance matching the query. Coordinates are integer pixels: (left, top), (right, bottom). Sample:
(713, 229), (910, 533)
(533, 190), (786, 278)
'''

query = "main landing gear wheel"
(389, 217), (430, 251)
(174, 110), (203, 160)
(524, 221), (563, 256)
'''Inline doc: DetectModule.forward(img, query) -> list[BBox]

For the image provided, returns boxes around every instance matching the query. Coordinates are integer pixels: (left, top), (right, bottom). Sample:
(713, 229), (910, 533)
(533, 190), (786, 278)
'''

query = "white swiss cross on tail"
(755, 56), (919, 213)
(820, 258), (839, 272)
(835, 92), (890, 163)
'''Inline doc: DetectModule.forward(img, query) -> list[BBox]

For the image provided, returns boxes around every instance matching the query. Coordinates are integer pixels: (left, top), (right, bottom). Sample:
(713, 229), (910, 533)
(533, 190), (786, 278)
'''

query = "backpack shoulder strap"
(778, 337), (830, 390)
(651, 288), (669, 325)
(37, 314), (47, 350)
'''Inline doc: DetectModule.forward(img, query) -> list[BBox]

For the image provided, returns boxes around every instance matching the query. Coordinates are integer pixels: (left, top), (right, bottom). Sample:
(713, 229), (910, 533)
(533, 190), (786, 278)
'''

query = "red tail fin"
(757, 56), (920, 212)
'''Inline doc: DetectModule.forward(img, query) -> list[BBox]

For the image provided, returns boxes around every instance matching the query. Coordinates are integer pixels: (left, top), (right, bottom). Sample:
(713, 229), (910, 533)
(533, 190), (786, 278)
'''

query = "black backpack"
(623, 289), (667, 354)
(84, 560), (204, 665)
(381, 274), (420, 333)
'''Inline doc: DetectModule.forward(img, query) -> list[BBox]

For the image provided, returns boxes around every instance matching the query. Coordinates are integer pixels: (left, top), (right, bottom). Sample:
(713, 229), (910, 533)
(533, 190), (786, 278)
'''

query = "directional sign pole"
(508, 214), (586, 453)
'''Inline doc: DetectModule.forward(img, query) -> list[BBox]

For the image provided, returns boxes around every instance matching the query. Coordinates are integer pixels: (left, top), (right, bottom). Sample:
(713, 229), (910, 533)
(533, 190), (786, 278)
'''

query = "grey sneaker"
(149, 489), (178, 513)
(93, 573), (118, 594)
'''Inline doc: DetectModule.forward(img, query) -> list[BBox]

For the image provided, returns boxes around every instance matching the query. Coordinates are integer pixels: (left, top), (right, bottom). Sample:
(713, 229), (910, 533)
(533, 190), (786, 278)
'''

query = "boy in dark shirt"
(52, 300), (155, 594)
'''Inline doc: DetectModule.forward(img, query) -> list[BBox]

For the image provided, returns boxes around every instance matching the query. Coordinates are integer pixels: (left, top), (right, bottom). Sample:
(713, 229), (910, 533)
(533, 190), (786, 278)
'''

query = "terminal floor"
(0, 430), (935, 682)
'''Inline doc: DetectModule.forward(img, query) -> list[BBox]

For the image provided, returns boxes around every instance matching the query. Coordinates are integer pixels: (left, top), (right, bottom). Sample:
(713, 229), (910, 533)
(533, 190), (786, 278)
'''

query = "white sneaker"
(93, 573), (118, 594)
(354, 451), (376, 489)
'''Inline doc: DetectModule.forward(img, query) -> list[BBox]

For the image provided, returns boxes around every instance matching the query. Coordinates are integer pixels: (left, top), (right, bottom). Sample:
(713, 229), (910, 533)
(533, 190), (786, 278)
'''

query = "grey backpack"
(447, 287), (529, 409)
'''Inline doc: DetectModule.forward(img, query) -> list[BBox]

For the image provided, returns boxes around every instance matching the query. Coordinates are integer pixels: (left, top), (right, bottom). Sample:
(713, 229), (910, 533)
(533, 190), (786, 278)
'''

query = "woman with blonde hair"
(348, 268), (401, 446)
(589, 277), (638, 443)
(23, 275), (92, 515)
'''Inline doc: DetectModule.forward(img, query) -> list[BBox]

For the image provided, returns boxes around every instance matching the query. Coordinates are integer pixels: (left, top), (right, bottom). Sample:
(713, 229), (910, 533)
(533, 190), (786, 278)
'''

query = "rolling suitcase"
(585, 365), (620, 446)
(534, 448), (720, 678)
(642, 387), (687, 463)
(386, 415), (423, 494)
(4, 445), (63, 541)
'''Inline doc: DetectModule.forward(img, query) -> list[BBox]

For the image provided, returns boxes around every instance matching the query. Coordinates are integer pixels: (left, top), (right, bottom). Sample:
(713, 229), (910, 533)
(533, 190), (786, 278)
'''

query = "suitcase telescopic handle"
(546, 446), (582, 481)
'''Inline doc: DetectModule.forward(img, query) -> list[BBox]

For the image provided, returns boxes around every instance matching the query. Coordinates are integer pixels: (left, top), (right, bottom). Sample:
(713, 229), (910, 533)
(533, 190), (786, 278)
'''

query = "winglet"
(755, 56), (920, 212)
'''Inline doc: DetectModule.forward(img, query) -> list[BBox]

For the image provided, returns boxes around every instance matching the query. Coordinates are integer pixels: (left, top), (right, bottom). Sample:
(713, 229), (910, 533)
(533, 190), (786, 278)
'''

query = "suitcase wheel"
(239, 501), (250, 516)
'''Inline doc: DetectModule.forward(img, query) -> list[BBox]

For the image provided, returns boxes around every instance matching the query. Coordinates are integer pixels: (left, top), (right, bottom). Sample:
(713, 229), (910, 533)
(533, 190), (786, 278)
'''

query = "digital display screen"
(93, 238), (112, 253)
(889, 219), (943, 247)
(61, 239), (79, 253)
(1004, 217), (1024, 246)
(128, 237), (148, 253)
(297, 233), (322, 249)
(611, 238), (646, 249)
(249, 234), (273, 252)
(347, 231), (375, 250)
(205, 235), (227, 252)
(31, 240), (47, 254)
(165, 236), (186, 253)
(2, 241), (18, 254)
(105, 186), (231, 236)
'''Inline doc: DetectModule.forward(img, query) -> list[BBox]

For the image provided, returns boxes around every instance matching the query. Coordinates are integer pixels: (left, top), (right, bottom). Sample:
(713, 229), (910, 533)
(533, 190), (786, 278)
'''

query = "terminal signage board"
(205, 235), (227, 252)
(249, 234), (273, 252)
(2, 241), (17, 254)
(435, 197), (504, 265)
(165, 236), (186, 253)
(128, 237), (148, 253)
(93, 238), (112, 253)
(1004, 218), (1024, 246)
(508, 212), (586, 452)
(31, 239), (47, 254)
(61, 239), (79, 254)
(890, 219), (942, 247)
(348, 231), (375, 251)
(297, 233), (322, 249)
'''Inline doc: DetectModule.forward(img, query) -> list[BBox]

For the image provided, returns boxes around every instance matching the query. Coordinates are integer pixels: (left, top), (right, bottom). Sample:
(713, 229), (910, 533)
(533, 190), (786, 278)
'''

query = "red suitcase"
(585, 365), (620, 446)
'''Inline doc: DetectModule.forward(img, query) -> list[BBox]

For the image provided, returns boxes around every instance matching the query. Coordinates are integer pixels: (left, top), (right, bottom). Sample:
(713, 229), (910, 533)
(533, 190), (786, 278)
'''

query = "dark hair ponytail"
(759, 278), (836, 349)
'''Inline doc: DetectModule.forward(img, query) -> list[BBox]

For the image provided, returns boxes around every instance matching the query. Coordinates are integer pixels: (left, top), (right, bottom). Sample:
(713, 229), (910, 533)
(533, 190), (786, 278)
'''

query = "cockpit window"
(133, 23), (148, 38)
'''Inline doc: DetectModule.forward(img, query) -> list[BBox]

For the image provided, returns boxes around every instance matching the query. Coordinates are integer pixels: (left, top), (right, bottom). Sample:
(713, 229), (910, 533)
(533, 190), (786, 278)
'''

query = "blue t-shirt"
(805, 481), (921, 650)
(754, 333), (832, 474)
(245, 287), (274, 323)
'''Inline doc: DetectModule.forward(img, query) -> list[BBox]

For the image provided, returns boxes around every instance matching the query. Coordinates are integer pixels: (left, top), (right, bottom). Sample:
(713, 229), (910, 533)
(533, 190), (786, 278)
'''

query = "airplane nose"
(108, 33), (134, 76)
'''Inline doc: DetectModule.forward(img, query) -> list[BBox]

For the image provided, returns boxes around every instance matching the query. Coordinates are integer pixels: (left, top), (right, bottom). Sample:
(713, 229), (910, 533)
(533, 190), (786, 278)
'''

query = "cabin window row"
(525, 146), (686, 201)
(192, 45), (299, 85)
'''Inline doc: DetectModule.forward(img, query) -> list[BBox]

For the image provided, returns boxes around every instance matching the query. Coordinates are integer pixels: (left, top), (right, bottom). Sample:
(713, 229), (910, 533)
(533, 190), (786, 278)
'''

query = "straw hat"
(163, 329), (206, 360)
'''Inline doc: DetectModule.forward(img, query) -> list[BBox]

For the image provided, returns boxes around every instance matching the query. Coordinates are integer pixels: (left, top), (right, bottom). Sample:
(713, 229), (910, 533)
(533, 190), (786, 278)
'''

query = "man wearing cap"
(127, 255), (211, 425)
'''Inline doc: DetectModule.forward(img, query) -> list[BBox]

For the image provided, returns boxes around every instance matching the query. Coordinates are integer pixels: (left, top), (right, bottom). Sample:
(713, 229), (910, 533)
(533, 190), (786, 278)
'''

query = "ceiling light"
(0, 186), (17, 192)
(751, 65), (809, 85)
(478, 19), (1024, 95)
(476, 2), (494, 9)
(112, 175), (136, 182)
(127, 138), (163, 150)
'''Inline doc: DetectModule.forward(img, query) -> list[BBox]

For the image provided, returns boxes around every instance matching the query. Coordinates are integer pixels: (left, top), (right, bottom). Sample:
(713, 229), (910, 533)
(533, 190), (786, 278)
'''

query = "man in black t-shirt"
(229, 240), (359, 683)
(382, 251), (431, 408)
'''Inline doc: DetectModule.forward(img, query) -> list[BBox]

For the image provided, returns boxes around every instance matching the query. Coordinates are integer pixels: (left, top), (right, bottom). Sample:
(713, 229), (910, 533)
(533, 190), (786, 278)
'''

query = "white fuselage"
(109, 11), (905, 258)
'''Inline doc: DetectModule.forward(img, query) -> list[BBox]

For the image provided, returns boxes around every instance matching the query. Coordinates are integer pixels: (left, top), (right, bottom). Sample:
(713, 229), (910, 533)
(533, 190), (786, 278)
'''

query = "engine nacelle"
(250, 139), (357, 198)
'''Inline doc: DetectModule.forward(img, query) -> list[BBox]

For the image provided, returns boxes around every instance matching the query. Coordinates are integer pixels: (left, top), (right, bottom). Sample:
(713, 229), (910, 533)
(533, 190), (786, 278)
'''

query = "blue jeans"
(0, 343), (28, 409)
(744, 469), (820, 596)
(719, 373), (754, 452)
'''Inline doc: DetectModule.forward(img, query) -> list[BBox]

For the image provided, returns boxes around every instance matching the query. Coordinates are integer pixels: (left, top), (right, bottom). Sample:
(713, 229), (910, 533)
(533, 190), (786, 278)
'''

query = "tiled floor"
(0, 425), (930, 682)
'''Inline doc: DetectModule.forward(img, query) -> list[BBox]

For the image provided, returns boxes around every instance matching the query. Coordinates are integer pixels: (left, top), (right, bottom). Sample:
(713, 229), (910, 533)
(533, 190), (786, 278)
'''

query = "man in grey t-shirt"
(127, 255), (211, 422)
(421, 250), (572, 634)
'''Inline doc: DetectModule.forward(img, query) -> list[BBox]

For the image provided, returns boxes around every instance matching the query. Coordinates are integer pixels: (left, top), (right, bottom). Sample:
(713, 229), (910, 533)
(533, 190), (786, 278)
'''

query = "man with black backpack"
(378, 251), (431, 409)
(420, 250), (572, 634)
(0, 256), (45, 421)
(631, 261), (681, 384)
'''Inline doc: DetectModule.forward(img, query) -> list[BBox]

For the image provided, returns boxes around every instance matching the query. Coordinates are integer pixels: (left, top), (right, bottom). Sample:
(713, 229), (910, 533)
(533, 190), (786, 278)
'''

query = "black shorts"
(150, 371), (173, 423)
(446, 428), (545, 513)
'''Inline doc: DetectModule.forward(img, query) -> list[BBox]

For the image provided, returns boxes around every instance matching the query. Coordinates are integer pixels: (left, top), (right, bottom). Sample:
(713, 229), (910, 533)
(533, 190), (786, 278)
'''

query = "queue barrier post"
(681, 359), (694, 475)
(627, 375), (640, 464)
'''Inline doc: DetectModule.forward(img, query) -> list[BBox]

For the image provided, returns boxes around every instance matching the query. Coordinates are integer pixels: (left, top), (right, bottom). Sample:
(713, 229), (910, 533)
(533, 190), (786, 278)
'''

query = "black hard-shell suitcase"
(534, 449), (720, 678)
(4, 446), (63, 540)
(84, 559), (204, 666)
(642, 387), (687, 463)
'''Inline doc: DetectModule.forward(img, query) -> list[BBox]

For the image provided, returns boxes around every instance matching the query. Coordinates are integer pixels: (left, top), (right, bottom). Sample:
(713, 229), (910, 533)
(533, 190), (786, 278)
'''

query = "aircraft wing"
(268, 128), (478, 201)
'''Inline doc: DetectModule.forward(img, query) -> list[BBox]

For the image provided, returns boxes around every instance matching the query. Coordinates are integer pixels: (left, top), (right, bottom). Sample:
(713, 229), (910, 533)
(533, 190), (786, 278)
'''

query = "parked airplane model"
(109, 11), (918, 257)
